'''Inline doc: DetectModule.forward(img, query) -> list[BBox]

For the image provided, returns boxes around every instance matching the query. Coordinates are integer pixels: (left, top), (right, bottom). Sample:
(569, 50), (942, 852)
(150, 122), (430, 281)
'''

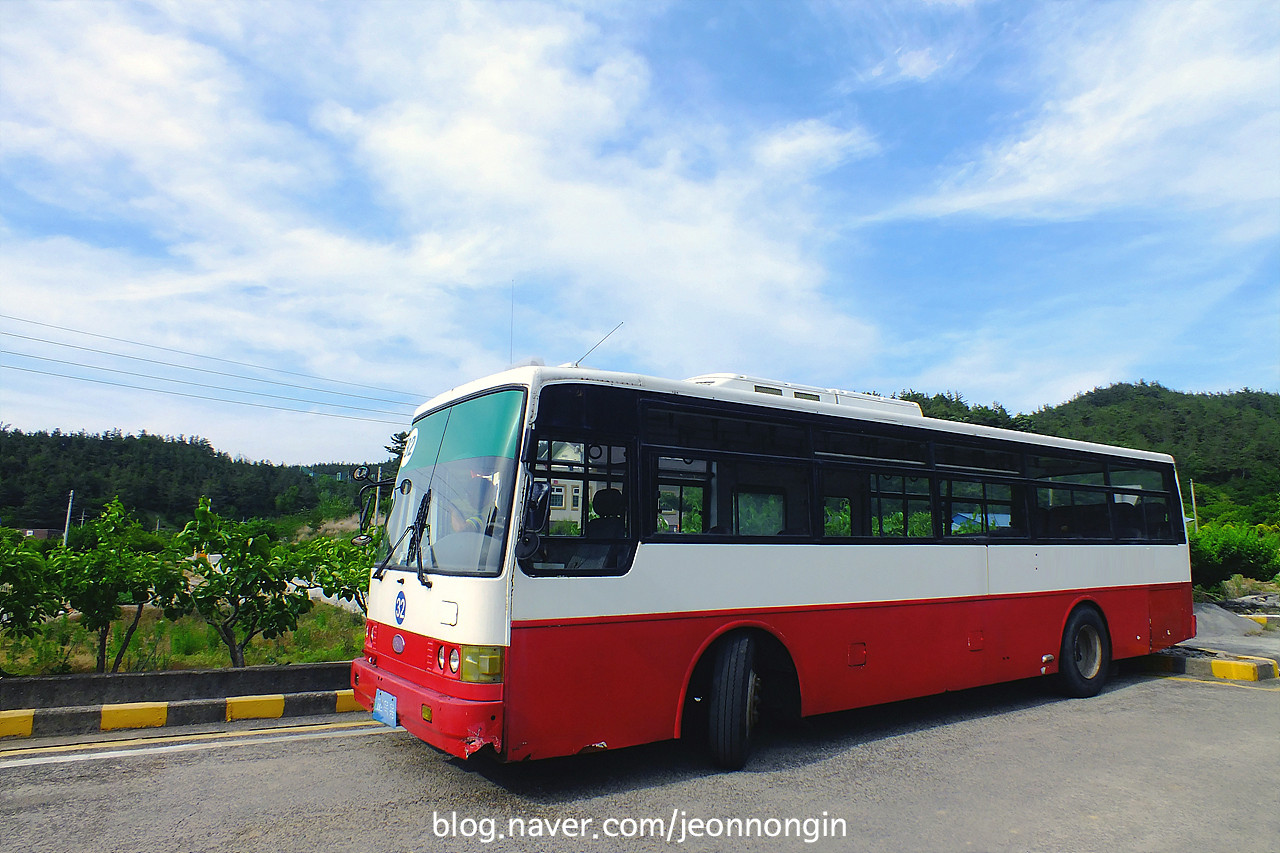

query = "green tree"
(175, 497), (315, 667)
(897, 391), (1030, 431)
(0, 529), (62, 660)
(294, 535), (374, 615)
(50, 498), (183, 673)
(385, 431), (410, 464)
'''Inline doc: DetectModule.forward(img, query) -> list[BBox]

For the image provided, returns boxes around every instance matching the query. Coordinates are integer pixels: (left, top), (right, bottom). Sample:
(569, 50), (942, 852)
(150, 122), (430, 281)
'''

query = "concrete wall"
(1, 662), (351, 709)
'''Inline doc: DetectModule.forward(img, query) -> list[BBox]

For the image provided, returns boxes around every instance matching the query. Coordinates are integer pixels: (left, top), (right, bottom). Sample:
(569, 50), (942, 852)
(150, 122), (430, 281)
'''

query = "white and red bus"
(350, 366), (1194, 768)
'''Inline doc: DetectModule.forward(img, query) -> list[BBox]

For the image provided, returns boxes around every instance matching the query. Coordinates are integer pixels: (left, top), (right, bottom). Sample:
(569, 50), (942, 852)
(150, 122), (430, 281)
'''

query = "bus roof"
(413, 365), (1176, 465)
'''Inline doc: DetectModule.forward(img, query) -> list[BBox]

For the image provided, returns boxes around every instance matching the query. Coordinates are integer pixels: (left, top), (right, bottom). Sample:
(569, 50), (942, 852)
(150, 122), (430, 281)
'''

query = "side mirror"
(525, 481), (552, 532)
(353, 473), (396, 543)
(356, 483), (376, 524)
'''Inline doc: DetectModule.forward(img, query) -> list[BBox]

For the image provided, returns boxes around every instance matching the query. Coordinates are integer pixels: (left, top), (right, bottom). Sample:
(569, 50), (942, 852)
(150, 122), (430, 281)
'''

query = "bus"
(349, 366), (1194, 769)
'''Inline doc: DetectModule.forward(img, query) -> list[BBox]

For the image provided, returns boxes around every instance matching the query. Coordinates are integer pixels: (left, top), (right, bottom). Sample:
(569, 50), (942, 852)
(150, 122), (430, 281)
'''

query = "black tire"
(708, 633), (760, 770)
(1058, 607), (1111, 698)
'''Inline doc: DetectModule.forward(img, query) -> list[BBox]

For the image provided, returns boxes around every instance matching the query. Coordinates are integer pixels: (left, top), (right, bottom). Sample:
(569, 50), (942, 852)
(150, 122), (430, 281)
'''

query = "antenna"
(573, 322), (624, 367)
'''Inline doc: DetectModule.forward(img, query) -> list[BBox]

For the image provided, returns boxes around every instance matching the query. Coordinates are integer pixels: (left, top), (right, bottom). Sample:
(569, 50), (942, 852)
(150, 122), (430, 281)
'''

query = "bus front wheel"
(1058, 607), (1110, 698)
(708, 633), (760, 770)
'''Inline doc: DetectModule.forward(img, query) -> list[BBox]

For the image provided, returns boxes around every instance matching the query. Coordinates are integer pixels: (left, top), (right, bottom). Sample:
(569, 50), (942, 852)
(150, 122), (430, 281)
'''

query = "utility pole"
(62, 489), (74, 547)
(373, 466), (383, 523)
(1189, 479), (1199, 532)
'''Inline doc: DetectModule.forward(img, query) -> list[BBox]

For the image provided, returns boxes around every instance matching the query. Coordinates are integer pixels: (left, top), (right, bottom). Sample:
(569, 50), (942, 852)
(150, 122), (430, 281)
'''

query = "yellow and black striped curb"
(0, 689), (365, 739)
(1145, 649), (1279, 682)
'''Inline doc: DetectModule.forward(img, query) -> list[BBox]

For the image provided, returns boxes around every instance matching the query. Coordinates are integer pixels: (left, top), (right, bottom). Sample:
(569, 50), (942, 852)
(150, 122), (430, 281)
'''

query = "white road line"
(0, 725), (403, 770)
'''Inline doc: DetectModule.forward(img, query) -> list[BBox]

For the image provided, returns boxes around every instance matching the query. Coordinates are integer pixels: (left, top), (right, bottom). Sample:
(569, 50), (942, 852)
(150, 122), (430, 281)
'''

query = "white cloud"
(813, 0), (975, 90)
(0, 1), (883, 461)
(2, 0), (1273, 465)
(0, 5), (326, 243)
(909, 0), (1280, 235)
(894, 48), (944, 81)
(752, 119), (878, 175)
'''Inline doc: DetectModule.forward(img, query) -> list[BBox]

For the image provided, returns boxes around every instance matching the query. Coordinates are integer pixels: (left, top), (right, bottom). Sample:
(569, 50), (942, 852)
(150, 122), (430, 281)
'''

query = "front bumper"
(351, 658), (503, 759)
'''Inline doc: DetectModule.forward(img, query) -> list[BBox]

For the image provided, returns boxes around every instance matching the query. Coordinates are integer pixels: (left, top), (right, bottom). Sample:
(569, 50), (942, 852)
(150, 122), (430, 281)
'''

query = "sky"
(1, 0), (1277, 466)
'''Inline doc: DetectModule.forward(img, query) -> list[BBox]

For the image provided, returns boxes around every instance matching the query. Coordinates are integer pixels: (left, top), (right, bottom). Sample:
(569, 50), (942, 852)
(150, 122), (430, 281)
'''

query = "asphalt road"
(2, 667), (1276, 853)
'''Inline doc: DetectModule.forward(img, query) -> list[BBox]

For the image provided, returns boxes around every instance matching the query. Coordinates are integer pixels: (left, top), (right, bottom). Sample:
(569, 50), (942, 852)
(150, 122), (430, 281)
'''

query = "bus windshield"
(381, 388), (525, 577)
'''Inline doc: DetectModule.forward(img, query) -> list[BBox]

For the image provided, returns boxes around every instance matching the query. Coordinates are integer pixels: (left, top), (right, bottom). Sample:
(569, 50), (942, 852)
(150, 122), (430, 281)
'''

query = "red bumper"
(351, 658), (503, 759)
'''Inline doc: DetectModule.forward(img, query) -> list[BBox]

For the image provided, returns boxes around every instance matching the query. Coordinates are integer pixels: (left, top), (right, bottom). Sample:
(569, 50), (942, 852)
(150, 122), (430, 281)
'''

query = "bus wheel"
(708, 633), (760, 770)
(1058, 607), (1110, 698)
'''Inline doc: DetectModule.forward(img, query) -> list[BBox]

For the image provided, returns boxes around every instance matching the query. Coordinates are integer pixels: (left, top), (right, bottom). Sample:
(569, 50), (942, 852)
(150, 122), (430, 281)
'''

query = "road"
(2, 666), (1276, 853)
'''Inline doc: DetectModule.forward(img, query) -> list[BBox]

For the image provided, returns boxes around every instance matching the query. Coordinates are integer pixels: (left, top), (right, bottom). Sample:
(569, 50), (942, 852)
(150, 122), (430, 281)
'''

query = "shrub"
(1188, 523), (1280, 588)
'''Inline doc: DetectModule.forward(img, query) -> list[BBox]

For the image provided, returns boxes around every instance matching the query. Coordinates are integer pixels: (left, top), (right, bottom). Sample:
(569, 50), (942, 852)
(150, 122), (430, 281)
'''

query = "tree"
(0, 427), (328, 529)
(175, 497), (314, 667)
(293, 535), (374, 615)
(50, 498), (184, 673)
(0, 529), (62, 669)
(897, 390), (1030, 431)
(385, 431), (410, 464)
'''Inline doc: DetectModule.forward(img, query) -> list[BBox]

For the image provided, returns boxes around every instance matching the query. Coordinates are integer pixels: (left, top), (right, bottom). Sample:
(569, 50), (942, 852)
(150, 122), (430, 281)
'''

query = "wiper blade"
(373, 524), (412, 580)
(406, 489), (434, 589)
(373, 489), (434, 583)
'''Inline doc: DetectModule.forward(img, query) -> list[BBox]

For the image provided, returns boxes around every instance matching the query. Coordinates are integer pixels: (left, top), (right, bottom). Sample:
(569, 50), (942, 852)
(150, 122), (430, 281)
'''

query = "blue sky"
(2, 0), (1277, 464)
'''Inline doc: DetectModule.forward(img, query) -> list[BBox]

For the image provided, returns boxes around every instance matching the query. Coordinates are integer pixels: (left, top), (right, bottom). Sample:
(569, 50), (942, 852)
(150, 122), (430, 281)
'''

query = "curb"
(0, 688), (365, 740)
(1145, 649), (1280, 682)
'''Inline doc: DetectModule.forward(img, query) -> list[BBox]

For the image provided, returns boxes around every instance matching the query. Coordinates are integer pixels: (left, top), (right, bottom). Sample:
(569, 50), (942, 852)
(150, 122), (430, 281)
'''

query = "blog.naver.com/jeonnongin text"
(430, 809), (848, 845)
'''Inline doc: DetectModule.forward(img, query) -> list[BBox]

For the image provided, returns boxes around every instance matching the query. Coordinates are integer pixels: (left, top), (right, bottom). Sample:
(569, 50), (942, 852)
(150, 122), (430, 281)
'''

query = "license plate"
(373, 688), (398, 728)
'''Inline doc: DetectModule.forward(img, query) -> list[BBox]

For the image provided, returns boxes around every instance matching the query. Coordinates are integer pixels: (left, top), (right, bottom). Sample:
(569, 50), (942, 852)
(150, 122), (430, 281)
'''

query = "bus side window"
(1109, 464), (1177, 542)
(939, 480), (1026, 537)
(527, 438), (633, 574)
(734, 488), (786, 536)
(871, 474), (933, 538)
(656, 457), (713, 534)
(823, 496), (852, 537)
(1035, 486), (1111, 539)
(819, 466), (870, 537)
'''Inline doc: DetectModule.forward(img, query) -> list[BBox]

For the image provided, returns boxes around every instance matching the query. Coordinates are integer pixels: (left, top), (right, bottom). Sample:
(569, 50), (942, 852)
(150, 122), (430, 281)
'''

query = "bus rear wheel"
(708, 633), (760, 770)
(1058, 607), (1110, 698)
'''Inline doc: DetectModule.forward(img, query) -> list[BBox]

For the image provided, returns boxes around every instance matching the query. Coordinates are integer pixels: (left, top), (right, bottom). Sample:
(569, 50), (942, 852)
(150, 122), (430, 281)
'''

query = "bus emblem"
(395, 591), (407, 625)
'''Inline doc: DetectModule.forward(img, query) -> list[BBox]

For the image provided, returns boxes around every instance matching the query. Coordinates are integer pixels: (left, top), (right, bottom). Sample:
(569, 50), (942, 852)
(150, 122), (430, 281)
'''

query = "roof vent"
(685, 373), (923, 416)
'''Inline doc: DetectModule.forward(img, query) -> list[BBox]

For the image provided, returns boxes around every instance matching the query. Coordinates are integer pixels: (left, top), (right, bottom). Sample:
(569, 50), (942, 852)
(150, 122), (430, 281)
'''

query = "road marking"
(0, 720), (392, 768)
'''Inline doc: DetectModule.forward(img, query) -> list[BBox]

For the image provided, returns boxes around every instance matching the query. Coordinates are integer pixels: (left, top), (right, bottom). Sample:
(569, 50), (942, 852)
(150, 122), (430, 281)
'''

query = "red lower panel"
(351, 658), (503, 759)
(501, 583), (1192, 761)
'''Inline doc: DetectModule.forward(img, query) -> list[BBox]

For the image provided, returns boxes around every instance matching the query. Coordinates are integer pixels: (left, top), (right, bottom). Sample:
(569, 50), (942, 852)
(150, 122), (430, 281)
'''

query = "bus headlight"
(460, 645), (505, 683)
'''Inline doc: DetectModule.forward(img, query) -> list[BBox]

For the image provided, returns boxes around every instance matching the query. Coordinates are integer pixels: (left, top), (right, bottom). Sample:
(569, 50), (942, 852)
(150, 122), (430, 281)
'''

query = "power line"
(1, 364), (408, 426)
(0, 331), (416, 407)
(0, 350), (414, 417)
(0, 311), (420, 399)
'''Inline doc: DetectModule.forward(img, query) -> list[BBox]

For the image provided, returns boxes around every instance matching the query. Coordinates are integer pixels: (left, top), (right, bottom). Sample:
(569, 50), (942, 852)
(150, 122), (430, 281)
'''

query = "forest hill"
(0, 428), (391, 530)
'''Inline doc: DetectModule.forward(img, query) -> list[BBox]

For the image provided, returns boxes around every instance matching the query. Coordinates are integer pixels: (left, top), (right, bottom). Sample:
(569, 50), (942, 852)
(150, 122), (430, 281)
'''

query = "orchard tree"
(1, 530), (62, 674)
(176, 497), (314, 667)
(51, 498), (183, 673)
(295, 535), (374, 616)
